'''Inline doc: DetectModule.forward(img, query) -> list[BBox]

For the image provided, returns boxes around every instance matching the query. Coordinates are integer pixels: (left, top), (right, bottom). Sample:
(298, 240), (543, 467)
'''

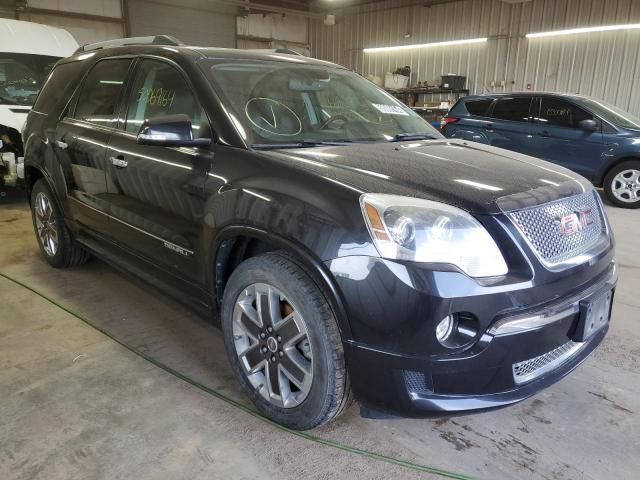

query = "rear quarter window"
(464, 98), (493, 116)
(491, 97), (532, 122)
(32, 61), (83, 115)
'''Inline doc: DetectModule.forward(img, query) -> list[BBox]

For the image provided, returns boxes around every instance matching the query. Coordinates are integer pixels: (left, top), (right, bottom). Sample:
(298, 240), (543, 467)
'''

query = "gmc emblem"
(558, 208), (594, 236)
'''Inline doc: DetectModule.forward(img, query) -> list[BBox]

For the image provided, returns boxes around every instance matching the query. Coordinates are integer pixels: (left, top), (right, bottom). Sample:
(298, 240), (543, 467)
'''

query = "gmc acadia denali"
(22, 37), (616, 430)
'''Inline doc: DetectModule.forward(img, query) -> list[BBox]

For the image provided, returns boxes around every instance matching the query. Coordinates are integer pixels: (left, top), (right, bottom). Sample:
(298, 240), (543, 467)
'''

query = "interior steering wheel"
(319, 114), (349, 130)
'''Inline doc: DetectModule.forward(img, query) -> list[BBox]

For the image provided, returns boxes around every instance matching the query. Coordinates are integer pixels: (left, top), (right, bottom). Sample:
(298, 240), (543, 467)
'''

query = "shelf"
(385, 88), (469, 95)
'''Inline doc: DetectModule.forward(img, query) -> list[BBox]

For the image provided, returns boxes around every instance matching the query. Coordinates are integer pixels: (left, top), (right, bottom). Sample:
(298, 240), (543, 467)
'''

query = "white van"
(1, 18), (77, 188)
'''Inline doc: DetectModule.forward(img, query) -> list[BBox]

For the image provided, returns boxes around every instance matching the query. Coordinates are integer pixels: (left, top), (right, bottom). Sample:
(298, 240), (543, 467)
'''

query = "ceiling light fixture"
(363, 37), (487, 53)
(527, 23), (640, 38)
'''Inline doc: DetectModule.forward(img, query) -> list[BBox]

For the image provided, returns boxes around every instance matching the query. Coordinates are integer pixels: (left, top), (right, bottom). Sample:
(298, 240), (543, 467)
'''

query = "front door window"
(125, 59), (205, 137)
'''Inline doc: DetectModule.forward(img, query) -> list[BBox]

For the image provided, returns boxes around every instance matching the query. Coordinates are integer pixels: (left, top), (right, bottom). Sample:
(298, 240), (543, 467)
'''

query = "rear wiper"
(251, 140), (355, 150)
(390, 133), (437, 142)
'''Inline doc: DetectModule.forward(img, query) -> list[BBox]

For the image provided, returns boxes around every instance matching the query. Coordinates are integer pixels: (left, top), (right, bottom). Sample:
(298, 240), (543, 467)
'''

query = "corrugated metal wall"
(128, 0), (236, 48)
(15, 0), (125, 44)
(310, 0), (640, 115)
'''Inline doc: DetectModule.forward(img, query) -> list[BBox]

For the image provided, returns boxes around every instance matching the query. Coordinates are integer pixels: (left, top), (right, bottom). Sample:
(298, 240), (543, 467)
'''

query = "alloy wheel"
(611, 169), (640, 203)
(232, 283), (313, 408)
(34, 192), (58, 256)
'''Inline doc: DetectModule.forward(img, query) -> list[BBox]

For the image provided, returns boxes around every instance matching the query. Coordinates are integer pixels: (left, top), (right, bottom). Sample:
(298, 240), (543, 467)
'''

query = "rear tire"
(221, 252), (349, 430)
(604, 161), (640, 208)
(30, 179), (90, 268)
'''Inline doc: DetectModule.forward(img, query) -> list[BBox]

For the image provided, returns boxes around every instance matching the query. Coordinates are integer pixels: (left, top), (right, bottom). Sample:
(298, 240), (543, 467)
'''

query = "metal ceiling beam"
(17, 6), (125, 24)
(141, 0), (322, 19)
(313, 0), (464, 14)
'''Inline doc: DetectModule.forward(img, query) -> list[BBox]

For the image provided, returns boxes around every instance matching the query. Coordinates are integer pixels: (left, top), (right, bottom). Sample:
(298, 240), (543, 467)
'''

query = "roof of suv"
(64, 42), (341, 69)
(466, 91), (589, 101)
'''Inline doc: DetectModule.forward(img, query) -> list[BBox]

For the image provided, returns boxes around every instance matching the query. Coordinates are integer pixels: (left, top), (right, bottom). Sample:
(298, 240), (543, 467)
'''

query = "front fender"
(200, 166), (380, 340)
(203, 169), (377, 262)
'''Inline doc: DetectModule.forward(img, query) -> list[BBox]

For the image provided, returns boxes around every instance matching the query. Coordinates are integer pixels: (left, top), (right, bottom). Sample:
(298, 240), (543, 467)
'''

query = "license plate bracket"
(573, 288), (613, 342)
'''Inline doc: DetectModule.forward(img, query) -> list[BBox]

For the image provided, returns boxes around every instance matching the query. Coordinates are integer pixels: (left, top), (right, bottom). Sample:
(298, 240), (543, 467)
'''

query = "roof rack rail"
(75, 35), (183, 54)
(273, 48), (304, 56)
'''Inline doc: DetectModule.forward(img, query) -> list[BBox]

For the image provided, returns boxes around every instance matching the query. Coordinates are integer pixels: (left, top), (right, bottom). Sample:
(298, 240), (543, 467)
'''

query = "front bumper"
(327, 251), (616, 415)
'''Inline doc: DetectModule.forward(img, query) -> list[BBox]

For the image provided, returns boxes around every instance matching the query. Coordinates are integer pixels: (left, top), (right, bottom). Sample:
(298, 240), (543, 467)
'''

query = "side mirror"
(578, 119), (599, 132)
(137, 114), (211, 147)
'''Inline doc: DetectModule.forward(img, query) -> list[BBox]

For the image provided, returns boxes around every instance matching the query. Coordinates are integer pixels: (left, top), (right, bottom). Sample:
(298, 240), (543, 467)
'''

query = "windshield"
(0, 53), (60, 106)
(202, 60), (441, 147)
(576, 97), (640, 131)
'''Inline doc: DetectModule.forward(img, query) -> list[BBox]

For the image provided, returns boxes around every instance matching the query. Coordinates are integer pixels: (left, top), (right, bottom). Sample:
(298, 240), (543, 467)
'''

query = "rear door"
(484, 96), (537, 157)
(52, 58), (132, 234)
(104, 57), (213, 286)
(530, 97), (605, 179)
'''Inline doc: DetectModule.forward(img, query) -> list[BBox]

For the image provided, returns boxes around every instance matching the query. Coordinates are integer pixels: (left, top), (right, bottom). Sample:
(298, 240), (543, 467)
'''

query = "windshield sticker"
(245, 97), (302, 136)
(372, 104), (409, 116)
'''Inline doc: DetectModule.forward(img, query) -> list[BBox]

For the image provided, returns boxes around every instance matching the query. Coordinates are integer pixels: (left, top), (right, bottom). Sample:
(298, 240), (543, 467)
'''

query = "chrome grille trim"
(512, 340), (583, 385)
(506, 190), (608, 270)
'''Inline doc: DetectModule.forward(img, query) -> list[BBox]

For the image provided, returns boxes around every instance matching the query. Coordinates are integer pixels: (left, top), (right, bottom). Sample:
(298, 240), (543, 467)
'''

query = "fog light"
(435, 315), (454, 343)
(436, 312), (480, 349)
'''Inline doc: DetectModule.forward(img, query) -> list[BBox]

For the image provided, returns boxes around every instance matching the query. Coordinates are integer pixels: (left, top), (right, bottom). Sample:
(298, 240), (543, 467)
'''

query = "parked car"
(0, 18), (77, 189)
(442, 92), (640, 208)
(23, 37), (616, 430)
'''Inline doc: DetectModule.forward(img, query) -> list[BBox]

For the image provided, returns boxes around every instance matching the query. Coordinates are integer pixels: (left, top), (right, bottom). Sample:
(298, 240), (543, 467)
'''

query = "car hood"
(261, 138), (592, 214)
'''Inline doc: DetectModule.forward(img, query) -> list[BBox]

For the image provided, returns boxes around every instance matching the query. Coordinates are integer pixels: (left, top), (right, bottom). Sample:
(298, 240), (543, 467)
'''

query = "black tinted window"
(125, 59), (205, 136)
(464, 99), (492, 116)
(1, 53), (60, 107)
(74, 59), (131, 127)
(538, 98), (594, 128)
(33, 61), (81, 114)
(491, 98), (531, 122)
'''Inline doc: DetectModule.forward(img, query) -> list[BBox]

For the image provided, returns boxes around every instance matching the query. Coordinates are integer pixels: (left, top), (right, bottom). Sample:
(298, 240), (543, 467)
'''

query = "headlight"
(360, 194), (508, 277)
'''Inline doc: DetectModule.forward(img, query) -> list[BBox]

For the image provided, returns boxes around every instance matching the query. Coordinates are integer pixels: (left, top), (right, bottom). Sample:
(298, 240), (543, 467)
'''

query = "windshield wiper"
(251, 140), (355, 150)
(390, 133), (438, 142)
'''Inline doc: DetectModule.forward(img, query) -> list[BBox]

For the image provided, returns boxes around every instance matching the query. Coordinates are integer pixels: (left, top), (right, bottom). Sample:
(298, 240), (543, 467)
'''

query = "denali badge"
(163, 241), (192, 257)
(558, 208), (594, 236)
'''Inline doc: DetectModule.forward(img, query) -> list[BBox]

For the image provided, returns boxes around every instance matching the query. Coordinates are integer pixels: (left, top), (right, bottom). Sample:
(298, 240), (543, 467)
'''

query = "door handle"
(55, 140), (68, 149)
(484, 124), (494, 132)
(110, 156), (128, 169)
(538, 131), (551, 138)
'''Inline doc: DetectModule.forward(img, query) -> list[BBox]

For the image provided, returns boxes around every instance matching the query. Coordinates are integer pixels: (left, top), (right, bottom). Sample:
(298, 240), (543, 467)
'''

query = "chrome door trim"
(68, 196), (194, 256)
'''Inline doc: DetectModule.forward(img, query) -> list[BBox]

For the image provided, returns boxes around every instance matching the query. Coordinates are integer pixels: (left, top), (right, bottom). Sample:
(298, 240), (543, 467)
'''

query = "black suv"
(23, 37), (616, 430)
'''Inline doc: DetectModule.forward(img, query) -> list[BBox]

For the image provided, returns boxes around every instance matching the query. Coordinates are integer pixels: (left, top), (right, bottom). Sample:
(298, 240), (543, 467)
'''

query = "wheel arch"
(212, 225), (353, 340)
(24, 164), (61, 209)
(597, 156), (640, 187)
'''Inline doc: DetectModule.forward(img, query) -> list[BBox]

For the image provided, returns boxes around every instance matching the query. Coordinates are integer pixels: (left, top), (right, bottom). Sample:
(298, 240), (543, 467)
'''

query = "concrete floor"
(1, 188), (639, 480)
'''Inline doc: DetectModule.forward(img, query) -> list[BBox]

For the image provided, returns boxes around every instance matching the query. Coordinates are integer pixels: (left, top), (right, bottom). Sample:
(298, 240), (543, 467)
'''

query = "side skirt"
(76, 232), (219, 325)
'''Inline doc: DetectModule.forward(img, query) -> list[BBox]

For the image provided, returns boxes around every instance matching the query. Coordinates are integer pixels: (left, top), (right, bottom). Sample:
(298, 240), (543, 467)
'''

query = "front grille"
(512, 340), (583, 385)
(507, 190), (606, 269)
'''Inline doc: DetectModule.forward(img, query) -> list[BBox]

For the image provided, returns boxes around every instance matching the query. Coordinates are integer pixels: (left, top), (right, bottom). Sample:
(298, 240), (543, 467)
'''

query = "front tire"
(30, 179), (90, 268)
(604, 161), (640, 208)
(221, 252), (349, 430)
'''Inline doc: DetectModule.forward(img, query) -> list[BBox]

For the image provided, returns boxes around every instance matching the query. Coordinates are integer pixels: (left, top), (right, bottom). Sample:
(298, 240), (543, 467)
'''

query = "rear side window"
(464, 99), (492, 116)
(32, 61), (81, 114)
(538, 98), (594, 128)
(491, 98), (532, 122)
(73, 59), (131, 128)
